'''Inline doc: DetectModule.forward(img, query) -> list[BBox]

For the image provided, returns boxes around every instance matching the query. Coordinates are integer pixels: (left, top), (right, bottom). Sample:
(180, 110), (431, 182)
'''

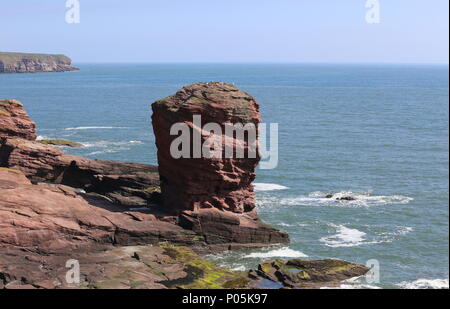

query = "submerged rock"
(325, 193), (357, 201)
(254, 258), (370, 289)
(152, 82), (289, 246)
(38, 138), (83, 148)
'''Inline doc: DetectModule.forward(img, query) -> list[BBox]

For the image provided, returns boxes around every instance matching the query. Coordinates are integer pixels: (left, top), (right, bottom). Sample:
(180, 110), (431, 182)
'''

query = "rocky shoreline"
(0, 52), (78, 73)
(0, 84), (369, 289)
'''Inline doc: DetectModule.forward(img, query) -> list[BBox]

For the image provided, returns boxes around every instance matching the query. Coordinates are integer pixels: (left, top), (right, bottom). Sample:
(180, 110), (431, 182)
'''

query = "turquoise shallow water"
(0, 64), (448, 288)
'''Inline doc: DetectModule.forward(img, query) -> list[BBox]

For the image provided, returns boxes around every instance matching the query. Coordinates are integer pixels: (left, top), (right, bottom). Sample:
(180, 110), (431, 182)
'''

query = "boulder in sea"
(253, 258), (370, 289)
(325, 193), (357, 201)
(151, 82), (289, 246)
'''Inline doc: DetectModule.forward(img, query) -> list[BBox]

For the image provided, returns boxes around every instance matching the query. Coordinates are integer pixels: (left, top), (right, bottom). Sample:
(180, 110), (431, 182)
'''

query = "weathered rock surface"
(152, 82), (260, 214)
(0, 244), (252, 289)
(0, 99), (37, 140)
(0, 168), (196, 253)
(0, 91), (370, 289)
(0, 137), (161, 206)
(152, 82), (288, 245)
(0, 52), (78, 73)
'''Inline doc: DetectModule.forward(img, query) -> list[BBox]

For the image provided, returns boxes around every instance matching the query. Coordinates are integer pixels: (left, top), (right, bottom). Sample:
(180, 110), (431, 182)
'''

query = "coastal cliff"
(0, 52), (78, 73)
(0, 89), (369, 289)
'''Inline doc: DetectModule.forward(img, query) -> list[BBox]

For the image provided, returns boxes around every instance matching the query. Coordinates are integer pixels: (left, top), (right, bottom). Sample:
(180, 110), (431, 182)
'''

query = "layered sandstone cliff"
(0, 52), (79, 73)
(0, 93), (369, 289)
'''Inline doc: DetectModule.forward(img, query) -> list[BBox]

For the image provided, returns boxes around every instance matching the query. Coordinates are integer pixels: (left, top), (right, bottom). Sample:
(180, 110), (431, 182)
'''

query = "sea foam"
(320, 224), (368, 248)
(254, 183), (289, 192)
(64, 126), (129, 130)
(397, 278), (449, 289)
(244, 247), (308, 259)
(275, 190), (413, 208)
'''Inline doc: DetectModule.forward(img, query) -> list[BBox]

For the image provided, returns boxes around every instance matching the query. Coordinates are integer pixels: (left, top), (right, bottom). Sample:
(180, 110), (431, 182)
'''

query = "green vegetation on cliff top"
(0, 52), (70, 64)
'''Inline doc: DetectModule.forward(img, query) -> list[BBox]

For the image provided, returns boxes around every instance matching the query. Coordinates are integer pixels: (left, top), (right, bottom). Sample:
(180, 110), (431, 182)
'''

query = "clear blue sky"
(1, 0), (448, 64)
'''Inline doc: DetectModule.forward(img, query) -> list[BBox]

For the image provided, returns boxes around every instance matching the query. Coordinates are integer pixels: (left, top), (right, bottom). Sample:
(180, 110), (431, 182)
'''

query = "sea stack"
(152, 82), (289, 245)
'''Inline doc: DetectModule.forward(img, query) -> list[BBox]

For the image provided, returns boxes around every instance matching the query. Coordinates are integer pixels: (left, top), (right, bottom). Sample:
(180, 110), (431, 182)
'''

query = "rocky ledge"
(0, 52), (79, 73)
(0, 83), (369, 289)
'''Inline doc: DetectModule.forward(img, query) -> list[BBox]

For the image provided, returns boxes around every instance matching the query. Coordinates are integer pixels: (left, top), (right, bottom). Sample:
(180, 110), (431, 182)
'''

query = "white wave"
(81, 140), (142, 148)
(64, 126), (129, 131)
(380, 226), (413, 237)
(254, 183), (289, 192)
(231, 266), (247, 271)
(276, 222), (309, 228)
(320, 224), (369, 248)
(321, 276), (381, 289)
(36, 135), (47, 140)
(86, 149), (121, 156)
(397, 279), (449, 289)
(277, 190), (413, 208)
(321, 284), (381, 289)
(321, 224), (414, 248)
(244, 247), (308, 259)
(277, 222), (294, 227)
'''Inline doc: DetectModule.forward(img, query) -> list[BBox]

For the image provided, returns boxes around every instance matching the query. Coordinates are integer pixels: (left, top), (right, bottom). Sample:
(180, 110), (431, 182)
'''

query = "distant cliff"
(0, 52), (79, 73)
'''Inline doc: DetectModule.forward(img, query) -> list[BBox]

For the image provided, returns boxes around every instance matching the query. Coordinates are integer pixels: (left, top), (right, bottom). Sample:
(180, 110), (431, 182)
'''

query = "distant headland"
(0, 52), (79, 73)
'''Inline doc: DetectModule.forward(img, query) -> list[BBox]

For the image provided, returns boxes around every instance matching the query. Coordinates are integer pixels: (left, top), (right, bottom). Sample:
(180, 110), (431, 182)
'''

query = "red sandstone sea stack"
(152, 82), (289, 245)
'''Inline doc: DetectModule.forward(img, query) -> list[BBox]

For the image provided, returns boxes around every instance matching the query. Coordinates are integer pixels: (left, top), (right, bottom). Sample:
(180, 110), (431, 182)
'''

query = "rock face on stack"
(0, 99), (37, 140)
(152, 82), (289, 245)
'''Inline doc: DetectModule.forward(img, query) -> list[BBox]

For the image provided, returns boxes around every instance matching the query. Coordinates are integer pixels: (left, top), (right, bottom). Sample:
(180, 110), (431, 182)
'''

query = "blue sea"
(0, 64), (448, 289)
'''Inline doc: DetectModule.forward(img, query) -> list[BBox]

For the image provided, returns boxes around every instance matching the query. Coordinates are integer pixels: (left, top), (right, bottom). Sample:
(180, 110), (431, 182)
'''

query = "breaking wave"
(254, 183), (289, 192)
(243, 247), (308, 259)
(81, 140), (143, 148)
(64, 126), (129, 131)
(273, 190), (413, 208)
(80, 140), (143, 156)
(319, 224), (413, 248)
(397, 279), (449, 289)
(320, 224), (369, 248)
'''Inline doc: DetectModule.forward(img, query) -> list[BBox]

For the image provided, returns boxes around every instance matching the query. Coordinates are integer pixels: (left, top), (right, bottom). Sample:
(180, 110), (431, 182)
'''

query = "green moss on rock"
(160, 244), (250, 289)
(38, 139), (82, 148)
